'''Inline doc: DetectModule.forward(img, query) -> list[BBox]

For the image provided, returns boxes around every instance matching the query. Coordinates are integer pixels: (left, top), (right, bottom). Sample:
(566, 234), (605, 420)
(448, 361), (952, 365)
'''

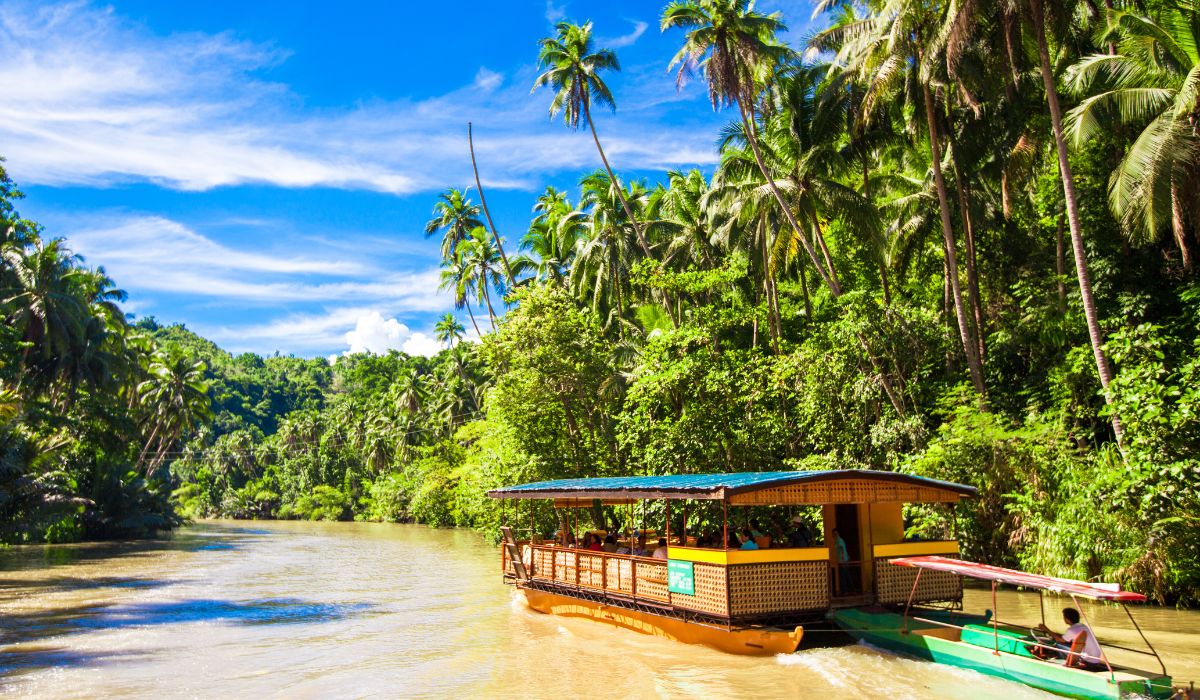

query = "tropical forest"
(2, 0), (1199, 609)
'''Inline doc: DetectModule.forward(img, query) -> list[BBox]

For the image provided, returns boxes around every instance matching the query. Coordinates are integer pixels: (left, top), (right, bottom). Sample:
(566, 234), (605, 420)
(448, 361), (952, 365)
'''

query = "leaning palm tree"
(532, 21), (654, 258)
(661, 1), (841, 297)
(434, 313), (465, 347)
(1066, 2), (1200, 272)
(136, 351), (212, 473)
(424, 188), (484, 262)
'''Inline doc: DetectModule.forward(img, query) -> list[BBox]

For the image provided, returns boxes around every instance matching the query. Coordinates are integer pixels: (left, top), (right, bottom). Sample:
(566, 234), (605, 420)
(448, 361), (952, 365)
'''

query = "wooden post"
(722, 498), (729, 550)
(666, 500), (671, 547)
(991, 581), (1000, 655)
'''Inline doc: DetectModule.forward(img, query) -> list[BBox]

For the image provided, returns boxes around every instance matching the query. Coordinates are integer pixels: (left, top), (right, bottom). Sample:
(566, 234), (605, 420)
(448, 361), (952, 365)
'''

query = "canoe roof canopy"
(487, 470), (976, 502)
(891, 556), (1147, 602)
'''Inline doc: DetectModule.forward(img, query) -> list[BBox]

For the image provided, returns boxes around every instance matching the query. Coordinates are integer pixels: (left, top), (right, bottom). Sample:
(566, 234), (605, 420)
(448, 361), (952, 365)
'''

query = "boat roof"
(487, 470), (977, 502)
(891, 556), (1147, 602)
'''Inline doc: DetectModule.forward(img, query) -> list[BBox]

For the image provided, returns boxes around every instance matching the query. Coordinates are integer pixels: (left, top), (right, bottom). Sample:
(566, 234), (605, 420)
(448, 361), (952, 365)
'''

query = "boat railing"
(526, 544), (671, 605)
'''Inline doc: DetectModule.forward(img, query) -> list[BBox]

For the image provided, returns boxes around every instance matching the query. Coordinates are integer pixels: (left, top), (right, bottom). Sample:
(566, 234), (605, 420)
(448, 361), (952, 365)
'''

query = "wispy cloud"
(65, 214), (448, 309)
(599, 20), (648, 49)
(545, 0), (567, 23)
(0, 1), (718, 195)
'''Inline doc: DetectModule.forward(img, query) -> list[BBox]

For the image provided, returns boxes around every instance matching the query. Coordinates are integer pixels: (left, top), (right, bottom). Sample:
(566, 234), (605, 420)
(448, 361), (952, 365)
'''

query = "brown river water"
(0, 520), (1196, 699)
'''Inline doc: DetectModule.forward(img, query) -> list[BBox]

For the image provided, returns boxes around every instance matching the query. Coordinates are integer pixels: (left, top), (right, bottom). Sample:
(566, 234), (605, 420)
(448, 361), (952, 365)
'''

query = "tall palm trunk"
(1056, 212), (1068, 313)
(581, 101), (652, 258)
(922, 81), (988, 400)
(480, 277), (498, 329)
(811, 217), (842, 293)
(1030, 0), (1124, 448)
(949, 140), (987, 363)
(465, 300), (483, 338)
(468, 123), (515, 286)
(738, 100), (840, 294)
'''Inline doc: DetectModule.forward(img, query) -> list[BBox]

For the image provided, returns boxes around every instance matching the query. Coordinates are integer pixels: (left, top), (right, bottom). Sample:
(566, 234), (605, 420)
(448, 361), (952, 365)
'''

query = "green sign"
(667, 559), (695, 595)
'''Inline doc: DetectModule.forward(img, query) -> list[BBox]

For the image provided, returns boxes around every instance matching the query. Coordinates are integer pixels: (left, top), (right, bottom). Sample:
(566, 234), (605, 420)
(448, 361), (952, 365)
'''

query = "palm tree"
(533, 21), (654, 258)
(661, 0), (841, 297)
(439, 254), (483, 338)
(569, 171), (646, 337)
(467, 122), (516, 286)
(460, 226), (506, 328)
(2, 238), (89, 394)
(434, 313), (465, 347)
(810, 0), (988, 399)
(516, 187), (581, 286)
(424, 188), (484, 262)
(1066, 3), (1200, 272)
(136, 351), (212, 473)
(1027, 0), (1125, 445)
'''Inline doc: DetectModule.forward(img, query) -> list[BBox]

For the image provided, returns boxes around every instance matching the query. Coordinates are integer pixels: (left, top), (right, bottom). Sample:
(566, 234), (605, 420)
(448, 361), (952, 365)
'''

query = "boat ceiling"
(487, 470), (976, 502)
(890, 556), (1148, 602)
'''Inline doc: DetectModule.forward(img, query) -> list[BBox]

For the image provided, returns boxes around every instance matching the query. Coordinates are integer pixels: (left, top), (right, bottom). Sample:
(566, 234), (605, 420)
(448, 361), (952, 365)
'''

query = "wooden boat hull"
(520, 587), (804, 656)
(830, 608), (1174, 700)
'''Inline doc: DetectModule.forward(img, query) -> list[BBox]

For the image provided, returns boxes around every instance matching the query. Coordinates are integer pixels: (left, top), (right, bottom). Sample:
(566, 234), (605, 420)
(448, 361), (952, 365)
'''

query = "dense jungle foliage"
(2, 0), (1198, 604)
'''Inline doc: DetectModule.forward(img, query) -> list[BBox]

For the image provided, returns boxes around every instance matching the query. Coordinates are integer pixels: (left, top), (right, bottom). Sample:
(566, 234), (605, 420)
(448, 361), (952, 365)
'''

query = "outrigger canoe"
(830, 556), (1176, 700)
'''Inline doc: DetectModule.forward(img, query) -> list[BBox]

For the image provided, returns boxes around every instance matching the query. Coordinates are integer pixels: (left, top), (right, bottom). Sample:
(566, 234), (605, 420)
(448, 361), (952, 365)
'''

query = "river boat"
(829, 556), (1176, 700)
(487, 470), (976, 656)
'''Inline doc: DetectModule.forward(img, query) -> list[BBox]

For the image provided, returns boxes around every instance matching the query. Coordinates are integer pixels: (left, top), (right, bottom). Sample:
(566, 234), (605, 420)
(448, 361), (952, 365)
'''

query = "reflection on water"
(0, 520), (1195, 698)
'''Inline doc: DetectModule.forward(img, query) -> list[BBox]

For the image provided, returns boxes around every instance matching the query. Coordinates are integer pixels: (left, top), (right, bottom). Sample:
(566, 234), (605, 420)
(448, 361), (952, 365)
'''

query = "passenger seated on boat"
(787, 516), (813, 547)
(1036, 608), (1105, 670)
(632, 536), (650, 557)
(737, 529), (759, 550)
(602, 534), (619, 553)
(585, 534), (604, 552)
(652, 538), (669, 559)
(750, 519), (766, 539)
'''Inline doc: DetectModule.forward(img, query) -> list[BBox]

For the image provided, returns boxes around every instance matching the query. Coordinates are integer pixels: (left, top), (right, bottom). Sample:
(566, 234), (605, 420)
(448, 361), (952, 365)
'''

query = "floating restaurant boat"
(830, 556), (1176, 700)
(487, 469), (976, 656)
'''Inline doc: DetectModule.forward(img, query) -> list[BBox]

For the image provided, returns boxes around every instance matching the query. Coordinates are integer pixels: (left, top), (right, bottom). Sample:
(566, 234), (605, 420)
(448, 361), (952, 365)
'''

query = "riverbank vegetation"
(1, 0), (1198, 603)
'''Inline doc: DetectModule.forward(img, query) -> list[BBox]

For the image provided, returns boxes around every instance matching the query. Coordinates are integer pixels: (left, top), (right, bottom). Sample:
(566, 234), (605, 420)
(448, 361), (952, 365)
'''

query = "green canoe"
(830, 607), (1175, 700)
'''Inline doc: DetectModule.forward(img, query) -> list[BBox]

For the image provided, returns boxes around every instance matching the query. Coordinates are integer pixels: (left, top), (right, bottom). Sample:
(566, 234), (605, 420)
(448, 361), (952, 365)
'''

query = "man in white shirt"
(1037, 607), (1104, 669)
(651, 538), (669, 559)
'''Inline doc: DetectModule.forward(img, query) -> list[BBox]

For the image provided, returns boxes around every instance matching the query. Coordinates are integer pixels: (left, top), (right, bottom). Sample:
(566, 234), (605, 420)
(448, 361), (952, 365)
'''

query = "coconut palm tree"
(424, 188), (484, 262)
(136, 351), (211, 473)
(533, 21), (654, 258)
(661, 0), (841, 297)
(434, 313), (465, 348)
(569, 171), (647, 337)
(460, 226), (506, 328)
(810, 0), (987, 399)
(439, 254), (483, 338)
(516, 187), (581, 286)
(1066, 3), (1200, 272)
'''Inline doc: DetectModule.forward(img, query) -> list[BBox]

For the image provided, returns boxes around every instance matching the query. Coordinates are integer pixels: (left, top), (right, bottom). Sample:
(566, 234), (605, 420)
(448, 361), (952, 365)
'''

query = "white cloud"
(598, 20), (648, 49)
(474, 67), (503, 92)
(545, 0), (567, 23)
(0, 1), (720, 195)
(344, 311), (443, 357)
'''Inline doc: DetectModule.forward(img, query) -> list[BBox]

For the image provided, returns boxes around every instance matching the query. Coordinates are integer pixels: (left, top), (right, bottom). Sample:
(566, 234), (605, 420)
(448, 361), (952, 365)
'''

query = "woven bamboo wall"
(669, 562), (729, 617)
(875, 557), (962, 604)
(727, 561), (830, 616)
(635, 561), (670, 602)
(730, 479), (960, 505)
(604, 557), (633, 594)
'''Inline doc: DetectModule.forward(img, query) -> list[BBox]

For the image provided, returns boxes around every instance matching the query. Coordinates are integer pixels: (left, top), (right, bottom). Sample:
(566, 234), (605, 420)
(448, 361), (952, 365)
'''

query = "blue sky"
(1, 0), (820, 358)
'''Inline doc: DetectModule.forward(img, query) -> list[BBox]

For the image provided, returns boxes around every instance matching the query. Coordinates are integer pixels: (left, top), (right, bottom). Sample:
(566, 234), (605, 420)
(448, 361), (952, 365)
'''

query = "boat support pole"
(991, 581), (1000, 655)
(1071, 594), (1115, 683)
(902, 568), (924, 634)
(1122, 603), (1167, 676)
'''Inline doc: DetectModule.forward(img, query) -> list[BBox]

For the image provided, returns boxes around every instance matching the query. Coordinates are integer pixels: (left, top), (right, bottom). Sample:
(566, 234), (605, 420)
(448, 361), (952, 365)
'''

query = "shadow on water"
(0, 525), (267, 571)
(0, 644), (148, 678)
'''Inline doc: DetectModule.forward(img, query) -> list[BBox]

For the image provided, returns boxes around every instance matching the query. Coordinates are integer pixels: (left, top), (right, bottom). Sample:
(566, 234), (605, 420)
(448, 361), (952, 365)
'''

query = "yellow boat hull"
(520, 587), (804, 656)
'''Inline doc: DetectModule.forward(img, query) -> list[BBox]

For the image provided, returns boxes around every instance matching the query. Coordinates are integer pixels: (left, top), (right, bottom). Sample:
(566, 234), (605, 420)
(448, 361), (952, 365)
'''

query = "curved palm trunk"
(922, 81), (987, 401)
(468, 123), (516, 286)
(949, 140), (987, 363)
(1030, 0), (1125, 448)
(738, 101), (840, 295)
(582, 101), (652, 258)
(479, 278), (498, 330)
(464, 301), (483, 339)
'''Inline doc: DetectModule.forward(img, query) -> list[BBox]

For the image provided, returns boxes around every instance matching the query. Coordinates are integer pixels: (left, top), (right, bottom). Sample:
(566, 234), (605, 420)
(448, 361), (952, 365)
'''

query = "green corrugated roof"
(487, 470), (976, 500)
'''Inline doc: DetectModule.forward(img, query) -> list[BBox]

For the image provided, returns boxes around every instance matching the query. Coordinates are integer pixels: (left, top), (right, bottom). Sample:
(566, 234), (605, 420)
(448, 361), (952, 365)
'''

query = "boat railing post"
(1071, 594), (1116, 683)
(902, 567), (924, 634)
(992, 581), (1000, 655)
(1122, 603), (1167, 677)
